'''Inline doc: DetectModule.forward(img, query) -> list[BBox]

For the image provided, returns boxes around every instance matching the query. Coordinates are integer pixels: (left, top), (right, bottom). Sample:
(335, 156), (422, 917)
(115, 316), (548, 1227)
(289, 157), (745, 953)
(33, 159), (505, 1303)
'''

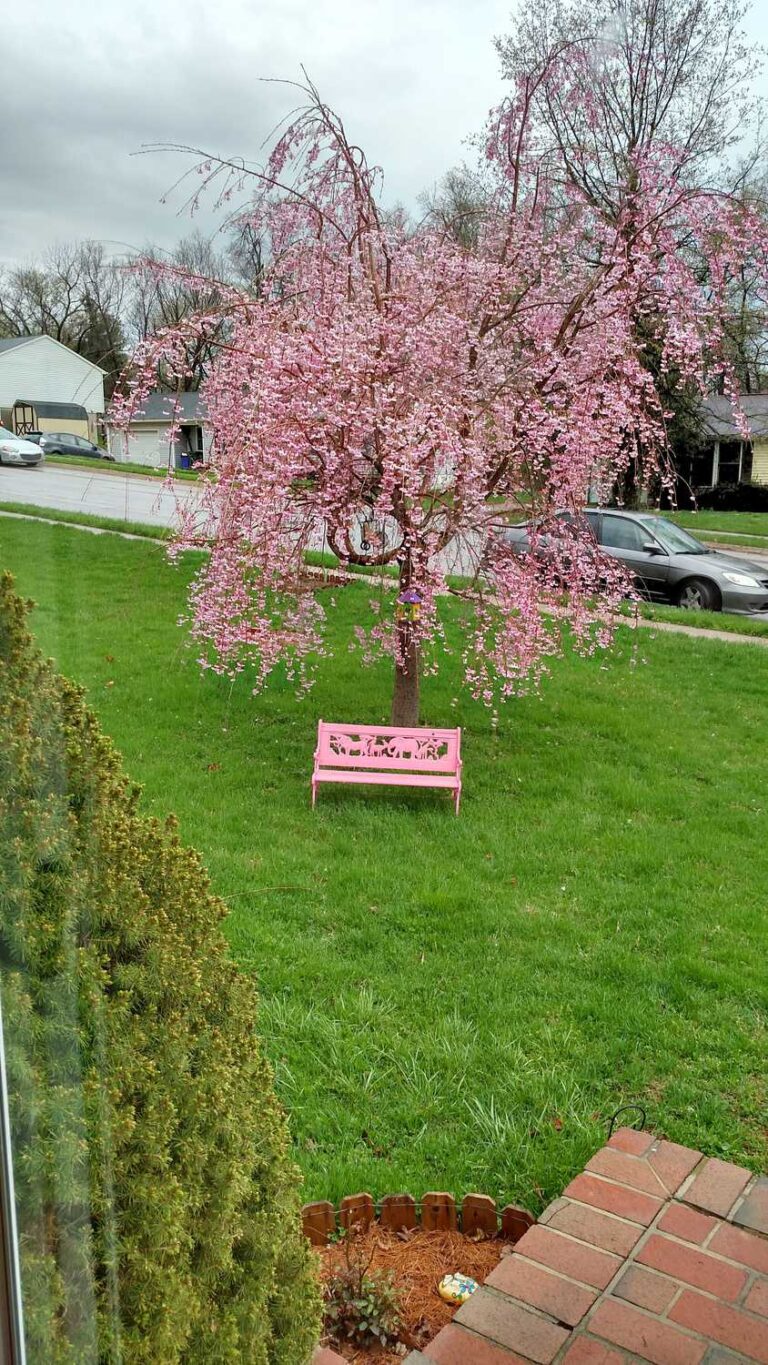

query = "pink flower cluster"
(111, 78), (768, 706)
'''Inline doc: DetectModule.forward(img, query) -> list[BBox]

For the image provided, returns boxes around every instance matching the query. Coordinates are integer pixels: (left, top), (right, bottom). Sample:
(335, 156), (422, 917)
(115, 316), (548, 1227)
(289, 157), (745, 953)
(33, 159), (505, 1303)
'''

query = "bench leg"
(311, 779), (318, 809)
(454, 784), (461, 816)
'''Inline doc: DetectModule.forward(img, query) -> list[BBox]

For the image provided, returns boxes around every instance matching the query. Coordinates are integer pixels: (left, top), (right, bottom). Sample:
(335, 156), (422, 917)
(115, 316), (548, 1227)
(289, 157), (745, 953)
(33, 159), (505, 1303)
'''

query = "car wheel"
(675, 578), (720, 611)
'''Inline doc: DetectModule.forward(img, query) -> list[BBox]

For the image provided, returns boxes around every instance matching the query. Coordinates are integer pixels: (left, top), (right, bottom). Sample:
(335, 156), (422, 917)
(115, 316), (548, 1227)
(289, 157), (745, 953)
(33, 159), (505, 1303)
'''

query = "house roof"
(0, 337), (33, 355)
(0, 334), (107, 374)
(16, 399), (87, 420)
(701, 394), (768, 441)
(124, 390), (208, 425)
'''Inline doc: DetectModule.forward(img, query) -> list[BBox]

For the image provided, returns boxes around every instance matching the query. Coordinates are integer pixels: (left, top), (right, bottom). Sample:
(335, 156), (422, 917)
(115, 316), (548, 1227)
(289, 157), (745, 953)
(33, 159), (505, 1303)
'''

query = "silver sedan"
(0, 426), (44, 467)
(504, 509), (768, 614)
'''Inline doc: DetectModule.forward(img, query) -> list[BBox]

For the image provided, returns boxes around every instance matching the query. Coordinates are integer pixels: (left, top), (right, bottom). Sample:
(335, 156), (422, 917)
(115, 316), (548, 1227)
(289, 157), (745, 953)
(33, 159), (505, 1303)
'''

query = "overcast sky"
(2, 0), (766, 271)
(0, 0), (514, 267)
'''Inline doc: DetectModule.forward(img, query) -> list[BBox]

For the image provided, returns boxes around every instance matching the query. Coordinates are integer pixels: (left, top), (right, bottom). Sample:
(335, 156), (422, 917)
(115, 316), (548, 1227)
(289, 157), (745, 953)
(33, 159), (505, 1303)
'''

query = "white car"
(0, 426), (44, 467)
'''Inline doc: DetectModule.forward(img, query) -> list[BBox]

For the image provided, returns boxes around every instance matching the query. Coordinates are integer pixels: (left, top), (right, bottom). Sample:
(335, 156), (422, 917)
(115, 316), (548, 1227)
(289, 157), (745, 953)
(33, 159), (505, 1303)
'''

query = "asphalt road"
(3, 461), (768, 594)
(0, 462), (201, 529)
(0, 463), (484, 575)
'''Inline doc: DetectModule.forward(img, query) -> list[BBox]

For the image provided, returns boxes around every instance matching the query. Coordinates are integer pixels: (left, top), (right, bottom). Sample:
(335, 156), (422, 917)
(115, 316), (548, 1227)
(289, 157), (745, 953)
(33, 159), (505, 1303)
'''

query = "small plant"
(324, 1229), (403, 1349)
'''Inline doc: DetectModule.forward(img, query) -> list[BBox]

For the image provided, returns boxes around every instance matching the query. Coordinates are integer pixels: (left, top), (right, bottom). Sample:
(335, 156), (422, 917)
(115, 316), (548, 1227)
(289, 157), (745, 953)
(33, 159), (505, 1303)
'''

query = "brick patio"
(406, 1129), (768, 1364)
(316, 1128), (768, 1364)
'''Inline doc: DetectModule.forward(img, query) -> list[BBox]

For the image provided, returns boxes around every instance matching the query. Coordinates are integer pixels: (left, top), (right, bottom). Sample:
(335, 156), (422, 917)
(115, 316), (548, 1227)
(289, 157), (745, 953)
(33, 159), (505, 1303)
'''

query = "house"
(0, 336), (105, 439)
(680, 393), (768, 491)
(106, 390), (211, 469)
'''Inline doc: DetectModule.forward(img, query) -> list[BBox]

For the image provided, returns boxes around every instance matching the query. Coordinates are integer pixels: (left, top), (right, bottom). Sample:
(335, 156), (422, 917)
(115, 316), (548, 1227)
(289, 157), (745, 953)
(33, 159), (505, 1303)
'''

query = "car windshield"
(637, 516), (707, 555)
(0, 426), (18, 439)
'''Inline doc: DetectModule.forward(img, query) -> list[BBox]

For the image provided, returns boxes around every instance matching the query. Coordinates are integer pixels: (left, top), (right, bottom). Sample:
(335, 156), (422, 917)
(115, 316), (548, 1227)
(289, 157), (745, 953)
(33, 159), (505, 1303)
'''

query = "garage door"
(119, 427), (175, 467)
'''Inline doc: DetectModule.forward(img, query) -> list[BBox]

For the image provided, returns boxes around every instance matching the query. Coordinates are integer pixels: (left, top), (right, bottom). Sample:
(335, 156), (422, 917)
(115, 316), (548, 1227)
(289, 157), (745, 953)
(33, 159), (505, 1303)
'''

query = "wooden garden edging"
(301, 1191), (534, 1246)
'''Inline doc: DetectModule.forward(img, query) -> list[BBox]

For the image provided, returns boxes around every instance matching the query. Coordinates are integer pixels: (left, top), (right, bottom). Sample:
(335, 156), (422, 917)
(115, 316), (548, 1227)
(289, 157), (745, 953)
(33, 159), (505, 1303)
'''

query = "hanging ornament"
(396, 587), (422, 623)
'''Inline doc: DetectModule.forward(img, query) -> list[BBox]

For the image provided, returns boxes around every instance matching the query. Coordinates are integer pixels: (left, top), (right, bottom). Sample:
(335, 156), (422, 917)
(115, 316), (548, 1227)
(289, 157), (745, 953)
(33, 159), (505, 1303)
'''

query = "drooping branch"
(110, 58), (768, 714)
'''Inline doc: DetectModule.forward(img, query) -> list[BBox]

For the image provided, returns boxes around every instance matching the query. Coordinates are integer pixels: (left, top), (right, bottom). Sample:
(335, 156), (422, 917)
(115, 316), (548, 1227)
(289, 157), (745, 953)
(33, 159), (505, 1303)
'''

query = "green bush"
(696, 482), (768, 512)
(0, 572), (320, 1363)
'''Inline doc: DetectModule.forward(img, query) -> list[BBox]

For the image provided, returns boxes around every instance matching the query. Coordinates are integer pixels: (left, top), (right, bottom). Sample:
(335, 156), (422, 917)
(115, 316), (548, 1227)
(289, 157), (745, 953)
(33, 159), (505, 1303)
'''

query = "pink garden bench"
(312, 721), (462, 814)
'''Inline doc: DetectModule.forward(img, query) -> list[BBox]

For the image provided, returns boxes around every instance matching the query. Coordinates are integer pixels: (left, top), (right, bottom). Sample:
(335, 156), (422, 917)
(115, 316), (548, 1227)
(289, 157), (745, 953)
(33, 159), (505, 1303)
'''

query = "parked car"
(503, 509), (768, 614)
(31, 431), (115, 461)
(0, 425), (44, 467)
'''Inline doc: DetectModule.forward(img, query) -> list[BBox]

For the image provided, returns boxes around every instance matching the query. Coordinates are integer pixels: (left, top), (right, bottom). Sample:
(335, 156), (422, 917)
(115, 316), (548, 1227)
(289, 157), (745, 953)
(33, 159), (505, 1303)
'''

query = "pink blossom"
(111, 79), (768, 710)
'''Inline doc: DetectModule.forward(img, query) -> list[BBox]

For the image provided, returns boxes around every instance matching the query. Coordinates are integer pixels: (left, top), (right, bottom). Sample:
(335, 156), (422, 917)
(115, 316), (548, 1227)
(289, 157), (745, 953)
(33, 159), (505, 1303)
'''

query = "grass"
(497, 504), (768, 550)
(0, 503), (170, 541)
(2, 518), (767, 1211)
(44, 453), (200, 482)
(305, 549), (400, 579)
(7, 507), (768, 640)
(698, 534), (768, 551)
(634, 601), (768, 638)
(660, 509), (768, 538)
(657, 509), (768, 551)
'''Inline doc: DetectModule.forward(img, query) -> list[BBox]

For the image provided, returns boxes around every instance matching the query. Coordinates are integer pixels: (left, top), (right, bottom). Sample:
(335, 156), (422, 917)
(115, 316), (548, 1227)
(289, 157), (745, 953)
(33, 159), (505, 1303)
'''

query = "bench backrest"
(316, 721), (460, 773)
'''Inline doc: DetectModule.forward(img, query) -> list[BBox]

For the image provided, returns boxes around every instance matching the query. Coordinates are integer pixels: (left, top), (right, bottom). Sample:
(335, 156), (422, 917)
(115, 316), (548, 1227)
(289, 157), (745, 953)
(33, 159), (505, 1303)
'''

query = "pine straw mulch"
(318, 1223), (510, 1362)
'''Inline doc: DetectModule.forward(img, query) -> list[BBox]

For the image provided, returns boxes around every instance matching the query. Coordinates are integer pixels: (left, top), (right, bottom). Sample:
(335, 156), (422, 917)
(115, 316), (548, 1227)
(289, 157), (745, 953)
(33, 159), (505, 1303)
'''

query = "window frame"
(0, 990), (27, 1365)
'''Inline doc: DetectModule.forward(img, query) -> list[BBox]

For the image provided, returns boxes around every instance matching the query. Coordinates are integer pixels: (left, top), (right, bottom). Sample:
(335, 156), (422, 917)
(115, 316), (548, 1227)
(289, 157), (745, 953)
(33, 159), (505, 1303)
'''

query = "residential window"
(691, 449), (715, 488)
(717, 440), (742, 485)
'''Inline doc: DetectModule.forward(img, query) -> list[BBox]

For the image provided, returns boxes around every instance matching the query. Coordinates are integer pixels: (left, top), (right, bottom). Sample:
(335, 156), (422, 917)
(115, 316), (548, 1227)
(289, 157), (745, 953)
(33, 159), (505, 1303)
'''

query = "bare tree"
(498, 0), (765, 216)
(0, 242), (128, 395)
(717, 164), (768, 392)
(126, 232), (235, 390)
(226, 220), (266, 288)
(0, 228), (260, 400)
(419, 165), (493, 248)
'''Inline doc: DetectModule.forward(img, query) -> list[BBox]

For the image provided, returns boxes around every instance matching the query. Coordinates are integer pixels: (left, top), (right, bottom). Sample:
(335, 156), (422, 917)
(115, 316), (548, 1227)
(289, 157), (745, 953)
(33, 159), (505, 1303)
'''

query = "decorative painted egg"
(438, 1272), (479, 1306)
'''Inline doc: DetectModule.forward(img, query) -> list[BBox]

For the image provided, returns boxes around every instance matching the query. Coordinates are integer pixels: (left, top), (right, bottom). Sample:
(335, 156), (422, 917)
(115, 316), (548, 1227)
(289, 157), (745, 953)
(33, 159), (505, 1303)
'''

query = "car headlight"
(0, 443), (16, 454)
(722, 571), (762, 588)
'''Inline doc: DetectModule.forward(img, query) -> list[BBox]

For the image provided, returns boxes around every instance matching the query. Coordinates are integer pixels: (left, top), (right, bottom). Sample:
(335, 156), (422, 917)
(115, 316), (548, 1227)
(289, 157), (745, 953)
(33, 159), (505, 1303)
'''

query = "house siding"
(34, 415), (90, 438)
(751, 440), (768, 486)
(0, 337), (105, 414)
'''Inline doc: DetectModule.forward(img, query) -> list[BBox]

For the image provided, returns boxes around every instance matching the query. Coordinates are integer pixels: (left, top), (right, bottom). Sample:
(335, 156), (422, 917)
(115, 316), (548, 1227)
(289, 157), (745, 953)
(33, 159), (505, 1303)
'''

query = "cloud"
(0, 0), (510, 265)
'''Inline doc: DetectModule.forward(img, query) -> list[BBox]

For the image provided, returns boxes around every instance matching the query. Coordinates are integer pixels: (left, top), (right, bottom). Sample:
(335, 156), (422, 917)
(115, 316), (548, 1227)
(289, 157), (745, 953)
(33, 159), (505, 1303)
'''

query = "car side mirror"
(643, 543), (665, 556)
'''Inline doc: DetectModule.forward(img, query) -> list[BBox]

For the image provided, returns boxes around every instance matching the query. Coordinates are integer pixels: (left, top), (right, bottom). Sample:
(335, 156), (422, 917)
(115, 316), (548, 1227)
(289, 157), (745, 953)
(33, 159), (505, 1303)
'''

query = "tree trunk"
(391, 617), (420, 726)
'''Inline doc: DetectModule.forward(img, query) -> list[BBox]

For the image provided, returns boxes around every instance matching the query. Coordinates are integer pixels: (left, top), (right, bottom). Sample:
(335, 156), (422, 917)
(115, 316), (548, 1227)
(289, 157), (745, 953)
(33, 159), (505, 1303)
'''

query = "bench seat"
(312, 721), (462, 813)
(312, 769), (458, 788)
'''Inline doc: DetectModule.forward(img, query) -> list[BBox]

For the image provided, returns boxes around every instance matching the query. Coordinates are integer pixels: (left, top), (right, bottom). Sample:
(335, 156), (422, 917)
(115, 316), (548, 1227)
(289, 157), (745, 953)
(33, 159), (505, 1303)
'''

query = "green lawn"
(2, 517), (767, 1212)
(635, 602), (768, 638)
(698, 533), (768, 551)
(44, 453), (200, 482)
(659, 509), (768, 551)
(662, 509), (768, 538)
(502, 505), (768, 550)
(0, 503), (171, 540)
(6, 505), (768, 639)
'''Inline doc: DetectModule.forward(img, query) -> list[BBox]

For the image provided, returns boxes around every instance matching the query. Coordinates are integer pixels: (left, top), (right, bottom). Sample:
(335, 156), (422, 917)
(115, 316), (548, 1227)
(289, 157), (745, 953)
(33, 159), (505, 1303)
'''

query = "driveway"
(0, 463), (201, 529)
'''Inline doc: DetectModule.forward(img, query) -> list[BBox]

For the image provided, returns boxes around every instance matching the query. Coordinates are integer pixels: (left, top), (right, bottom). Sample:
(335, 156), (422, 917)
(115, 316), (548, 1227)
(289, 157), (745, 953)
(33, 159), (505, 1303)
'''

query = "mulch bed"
(318, 1223), (508, 1362)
